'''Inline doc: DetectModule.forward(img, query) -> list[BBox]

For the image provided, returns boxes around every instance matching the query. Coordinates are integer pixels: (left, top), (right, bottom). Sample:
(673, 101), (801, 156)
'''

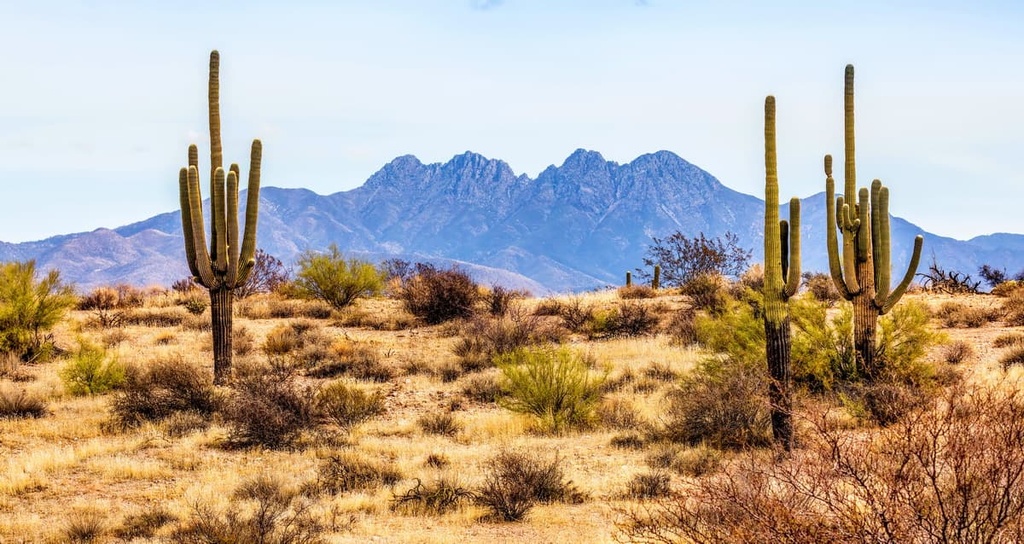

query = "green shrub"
(0, 260), (76, 362)
(791, 297), (856, 391)
(452, 309), (564, 371)
(294, 244), (383, 310)
(182, 295), (207, 316)
(681, 274), (729, 313)
(496, 346), (606, 433)
(875, 300), (944, 386)
(315, 380), (384, 430)
(60, 341), (126, 396)
(662, 357), (771, 450)
(694, 294), (764, 364)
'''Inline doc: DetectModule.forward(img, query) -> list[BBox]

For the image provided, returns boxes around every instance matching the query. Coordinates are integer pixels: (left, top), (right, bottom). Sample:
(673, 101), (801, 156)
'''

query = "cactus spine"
(179, 50), (262, 385)
(652, 265), (661, 290)
(762, 96), (800, 451)
(824, 65), (923, 379)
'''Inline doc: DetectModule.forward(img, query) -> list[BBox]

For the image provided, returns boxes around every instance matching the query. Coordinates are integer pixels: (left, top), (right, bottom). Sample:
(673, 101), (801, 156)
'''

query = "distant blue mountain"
(2, 149), (1022, 292)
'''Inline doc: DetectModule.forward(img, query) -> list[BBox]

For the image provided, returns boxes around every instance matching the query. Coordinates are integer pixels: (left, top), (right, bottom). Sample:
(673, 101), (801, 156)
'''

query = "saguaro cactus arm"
(784, 197), (801, 298)
(237, 140), (262, 284)
(825, 156), (856, 299)
(763, 96), (801, 305)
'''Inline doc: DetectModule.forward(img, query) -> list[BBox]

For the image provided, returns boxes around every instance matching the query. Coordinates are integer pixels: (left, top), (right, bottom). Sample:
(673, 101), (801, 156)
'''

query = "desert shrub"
(992, 280), (1024, 297)
(80, 286), (132, 328)
(942, 340), (974, 364)
(224, 365), (316, 448)
(602, 301), (659, 337)
(114, 506), (177, 541)
(532, 298), (564, 317)
(391, 477), (474, 516)
(917, 259), (981, 294)
(475, 449), (584, 522)
(995, 332), (1024, 348)
(60, 340), (126, 396)
(1002, 288), (1024, 326)
(681, 273), (729, 313)
(618, 285), (657, 300)
(626, 471), (672, 500)
(182, 295), (207, 315)
(0, 260), (76, 362)
(857, 380), (930, 427)
(555, 296), (595, 333)
(665, 307), (699, 346)
(417, 411), (462, 436)
(802, 271), (841, 305)
(315, 380), (384, 430)
(453, 308), (563, 371)
(934, 301), (996, 328)
(303, 451), (401, 496)
(234, 249), (291, 298)
(694, 294), (764, 364)
(486, 285), (526, 316)
(637, 231), (751, 287)
(170, 476), (325, 544)
(125, 307), (188, 327)
(0, 384), (48, 419)
(102, 328), (129, 348)
(495, 346), (606, 433)
(874, 300), (943, 384)
(610, 432), (646, 449)
(305, 342), (395, 382)
(400, 264), (478, 324)
(161, 410), (211, 438)
(109, 356), (218, 429)
(598, 396), (644, 430)
(619, 383), (1024, 544)
(461, 371), (502, 403)
(61, 511), (107, 543)
(425, 453), (450, 469)
(668, 444), (723, 477)
(1000, 346), (1024, 369)
(232, 326), (255, 356)
(294, 244), (383, 310)
(662, 357), (771, 450)
(739, 264), (765, 293)
(179, 313), (211, 332)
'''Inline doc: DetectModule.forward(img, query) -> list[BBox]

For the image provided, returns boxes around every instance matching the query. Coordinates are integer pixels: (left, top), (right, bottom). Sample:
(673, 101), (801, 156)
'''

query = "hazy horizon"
(2, 1), (1023, 243)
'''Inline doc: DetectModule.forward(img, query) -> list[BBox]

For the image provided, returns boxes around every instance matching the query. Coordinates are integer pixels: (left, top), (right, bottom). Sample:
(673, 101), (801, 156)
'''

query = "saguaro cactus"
(652, 265), (661, 290)
(825, 65), (923, 379)
(762, 96), (800, 451)
(179, 50), (262, 385)
(625, 271), (632, 287)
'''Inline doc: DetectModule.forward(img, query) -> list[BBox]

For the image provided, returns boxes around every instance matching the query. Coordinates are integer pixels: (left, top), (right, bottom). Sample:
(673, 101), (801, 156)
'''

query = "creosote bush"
(60, 340), (126, 396)
(294, 244), (383, 310)
(400, 264), (478, 324)
(0, 260), (76, 362)
(496, 346), (606, 433)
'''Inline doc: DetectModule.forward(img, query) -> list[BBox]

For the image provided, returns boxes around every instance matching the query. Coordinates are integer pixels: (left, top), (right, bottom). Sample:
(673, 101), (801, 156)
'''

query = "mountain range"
(2, 149), (1022, 293)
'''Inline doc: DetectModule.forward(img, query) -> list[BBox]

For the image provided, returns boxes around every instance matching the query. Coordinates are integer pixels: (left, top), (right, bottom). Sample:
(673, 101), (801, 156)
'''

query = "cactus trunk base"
(853, 294), (879, 380)
(765, 318), (793, 451)
(210, 286), (234, 385)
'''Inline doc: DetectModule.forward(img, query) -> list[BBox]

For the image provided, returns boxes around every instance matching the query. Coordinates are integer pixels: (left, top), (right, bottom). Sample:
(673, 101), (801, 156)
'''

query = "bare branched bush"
(302, 451), (401, 496)
(400, 264), (478, 324)
(619, 383), (1024, 544)
(453, 307), (564, 371)
(942, 340), (974, 364)
(224, 365), (316, 448)
(637, 231), (751, 287)
(475, 449), (585, 522)
(618, 285), (657, 300)
(917, 259), (981, 294)
(0, 384), (48, 419)
(391, 477), (474, 516)
(801, 271), (841, 306)
(109, 357), (218, 429)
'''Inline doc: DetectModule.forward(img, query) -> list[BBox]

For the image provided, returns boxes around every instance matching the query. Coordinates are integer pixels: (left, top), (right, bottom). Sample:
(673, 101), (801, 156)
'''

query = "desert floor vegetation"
(1, 283), (1023, 542)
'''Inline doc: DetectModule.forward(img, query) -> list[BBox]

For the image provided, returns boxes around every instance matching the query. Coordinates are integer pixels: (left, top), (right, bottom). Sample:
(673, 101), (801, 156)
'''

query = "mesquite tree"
(178, 50), (262, 384)
(824, 65), (923, 380)
(762, 96), (800, 451)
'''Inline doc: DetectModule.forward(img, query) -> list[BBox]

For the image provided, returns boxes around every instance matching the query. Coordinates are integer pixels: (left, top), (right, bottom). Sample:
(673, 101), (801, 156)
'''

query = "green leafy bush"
(294, 244), (383, 310)
(496, 346), (606, 433)
(60, 340), (126, 396)
(694, 295), (764, 364)
(0, 260), (76, 361)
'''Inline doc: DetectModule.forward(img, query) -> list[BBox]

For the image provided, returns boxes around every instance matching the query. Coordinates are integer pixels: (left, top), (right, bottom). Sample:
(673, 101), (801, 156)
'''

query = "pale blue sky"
(1, 1), (1022, 242)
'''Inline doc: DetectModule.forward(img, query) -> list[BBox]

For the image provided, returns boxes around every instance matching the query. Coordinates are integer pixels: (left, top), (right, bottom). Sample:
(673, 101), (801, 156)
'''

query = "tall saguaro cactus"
(762, 96), (800, 451)
(825, 65), (923, 379)
(179, 50), (262, 385)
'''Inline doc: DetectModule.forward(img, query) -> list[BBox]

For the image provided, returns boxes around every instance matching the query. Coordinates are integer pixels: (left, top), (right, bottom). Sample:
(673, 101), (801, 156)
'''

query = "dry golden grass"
(0, 289), (1019, 542)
